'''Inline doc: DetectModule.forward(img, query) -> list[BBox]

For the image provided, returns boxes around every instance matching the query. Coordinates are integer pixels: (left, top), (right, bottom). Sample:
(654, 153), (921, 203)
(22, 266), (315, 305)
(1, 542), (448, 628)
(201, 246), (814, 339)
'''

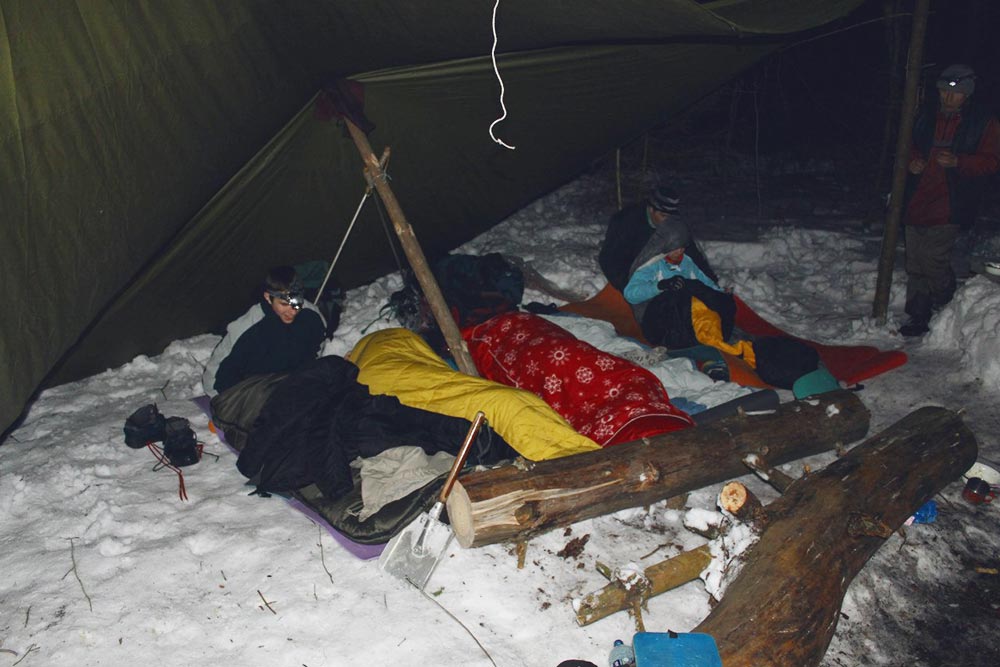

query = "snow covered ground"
(2, 167), (999, 667)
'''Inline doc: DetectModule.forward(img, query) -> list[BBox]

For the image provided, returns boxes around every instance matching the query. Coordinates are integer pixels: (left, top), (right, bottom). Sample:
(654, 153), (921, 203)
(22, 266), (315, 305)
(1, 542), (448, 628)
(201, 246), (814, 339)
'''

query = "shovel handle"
(439, 411), (486, 503)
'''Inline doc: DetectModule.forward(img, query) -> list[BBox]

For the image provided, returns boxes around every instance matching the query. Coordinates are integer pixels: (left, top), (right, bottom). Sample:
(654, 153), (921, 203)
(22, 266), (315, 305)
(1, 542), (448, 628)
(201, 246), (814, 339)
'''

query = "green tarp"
(1, 0), (863, 435)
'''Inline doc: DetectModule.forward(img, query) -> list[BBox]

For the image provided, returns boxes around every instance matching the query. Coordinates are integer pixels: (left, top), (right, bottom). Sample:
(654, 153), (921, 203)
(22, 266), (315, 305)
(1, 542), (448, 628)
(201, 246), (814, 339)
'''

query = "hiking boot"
(163, 417), (200, 467)
(899, 318), (930, 337)
(123, 404), (166, 449)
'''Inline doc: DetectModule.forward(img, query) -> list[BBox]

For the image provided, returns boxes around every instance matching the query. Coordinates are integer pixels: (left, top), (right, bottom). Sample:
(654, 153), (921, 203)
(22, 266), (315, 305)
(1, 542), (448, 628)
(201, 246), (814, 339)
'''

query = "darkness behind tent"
(1, 0), (994, 438)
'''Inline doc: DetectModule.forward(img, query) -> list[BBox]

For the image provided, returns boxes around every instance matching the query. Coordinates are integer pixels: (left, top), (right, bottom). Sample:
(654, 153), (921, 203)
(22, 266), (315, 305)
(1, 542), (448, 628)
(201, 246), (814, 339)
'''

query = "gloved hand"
(657, 276), (685, 292)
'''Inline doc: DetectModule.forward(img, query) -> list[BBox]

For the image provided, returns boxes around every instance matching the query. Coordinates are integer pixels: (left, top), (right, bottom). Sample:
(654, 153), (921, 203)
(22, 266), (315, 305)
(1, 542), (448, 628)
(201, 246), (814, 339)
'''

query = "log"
(694, 406), (977, 667)
(575, 544), (713, 627)
(447, 391), (869, 548)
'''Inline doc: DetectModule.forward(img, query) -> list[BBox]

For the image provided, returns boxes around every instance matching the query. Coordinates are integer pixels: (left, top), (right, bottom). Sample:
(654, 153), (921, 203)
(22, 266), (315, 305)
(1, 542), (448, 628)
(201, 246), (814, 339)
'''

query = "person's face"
(938, 88), (967, 114)
(665, 248), (685, 264)
(264, 292), (300, 324)
(648, 206), (670, 226)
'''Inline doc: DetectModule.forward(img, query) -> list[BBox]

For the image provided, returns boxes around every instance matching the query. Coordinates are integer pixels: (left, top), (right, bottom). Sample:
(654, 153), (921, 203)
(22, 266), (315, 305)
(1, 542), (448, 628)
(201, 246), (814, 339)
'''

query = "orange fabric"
(732, 296), (907, 385)
(557, 286), (906, 388)
(558, 284), (648, 343)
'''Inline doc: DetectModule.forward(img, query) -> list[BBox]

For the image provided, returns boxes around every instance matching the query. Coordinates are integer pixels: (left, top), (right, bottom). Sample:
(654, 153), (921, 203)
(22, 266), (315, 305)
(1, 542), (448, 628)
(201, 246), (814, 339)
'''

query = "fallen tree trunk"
(694, 406), (977, 667)
(447, 391), (869, 548)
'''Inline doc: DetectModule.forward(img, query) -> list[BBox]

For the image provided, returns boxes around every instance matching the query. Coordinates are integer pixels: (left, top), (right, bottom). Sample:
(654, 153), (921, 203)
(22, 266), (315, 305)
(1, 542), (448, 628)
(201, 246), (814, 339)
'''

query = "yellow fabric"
(691, 297), (756, 367)
(347, 328), (601, 460)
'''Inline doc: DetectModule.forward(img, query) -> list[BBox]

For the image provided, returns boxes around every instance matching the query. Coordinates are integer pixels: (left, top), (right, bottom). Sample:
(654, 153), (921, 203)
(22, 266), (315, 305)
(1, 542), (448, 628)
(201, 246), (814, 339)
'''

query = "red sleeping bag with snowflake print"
(463, 312), (694, 446)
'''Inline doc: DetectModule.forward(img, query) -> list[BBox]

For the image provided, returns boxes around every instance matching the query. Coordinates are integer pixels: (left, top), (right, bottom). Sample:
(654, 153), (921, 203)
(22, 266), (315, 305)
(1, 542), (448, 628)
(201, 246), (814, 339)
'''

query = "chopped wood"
(718, 481), (767, 530)
(447, 391), (869, 548)
(575, 545), (713, 627)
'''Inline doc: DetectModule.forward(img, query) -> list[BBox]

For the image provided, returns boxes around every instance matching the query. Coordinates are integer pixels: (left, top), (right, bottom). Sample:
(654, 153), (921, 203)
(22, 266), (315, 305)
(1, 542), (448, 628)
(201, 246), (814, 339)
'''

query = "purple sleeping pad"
(191, 395), (385, 560)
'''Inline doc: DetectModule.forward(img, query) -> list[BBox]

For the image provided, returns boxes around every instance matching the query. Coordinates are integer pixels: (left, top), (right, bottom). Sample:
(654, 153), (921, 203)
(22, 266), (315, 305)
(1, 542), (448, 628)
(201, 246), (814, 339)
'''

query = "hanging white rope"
(315, 190), (371, 300)
(489, 0), (515, 150)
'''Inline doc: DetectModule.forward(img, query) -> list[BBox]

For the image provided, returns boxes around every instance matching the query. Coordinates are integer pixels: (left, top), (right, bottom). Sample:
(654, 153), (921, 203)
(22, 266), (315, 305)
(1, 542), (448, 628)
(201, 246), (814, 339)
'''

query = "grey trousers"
(904, 224), (959, 320)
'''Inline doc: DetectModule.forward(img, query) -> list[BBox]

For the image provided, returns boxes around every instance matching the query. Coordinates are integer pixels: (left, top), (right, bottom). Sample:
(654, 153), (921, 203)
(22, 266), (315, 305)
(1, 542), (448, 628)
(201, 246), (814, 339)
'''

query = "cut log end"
(719, 481), (767, 529)
(448, 482), (475, 548)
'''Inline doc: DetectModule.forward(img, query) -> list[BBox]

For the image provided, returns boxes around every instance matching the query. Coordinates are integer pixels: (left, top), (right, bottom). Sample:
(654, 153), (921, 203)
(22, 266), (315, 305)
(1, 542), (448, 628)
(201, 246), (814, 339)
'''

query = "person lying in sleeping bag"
(202, 265), (327, 397)
(623, 223), (755, 364)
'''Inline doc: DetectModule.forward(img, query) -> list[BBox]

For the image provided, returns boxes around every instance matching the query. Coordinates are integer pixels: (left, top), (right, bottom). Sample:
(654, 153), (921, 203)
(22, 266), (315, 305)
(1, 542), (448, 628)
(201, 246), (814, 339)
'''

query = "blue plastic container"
(632, 632), (722, 667)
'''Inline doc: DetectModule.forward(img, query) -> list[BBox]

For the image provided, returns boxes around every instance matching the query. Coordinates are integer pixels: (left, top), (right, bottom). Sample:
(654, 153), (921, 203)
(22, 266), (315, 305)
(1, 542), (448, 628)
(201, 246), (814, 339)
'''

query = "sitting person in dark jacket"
(203, 266), (327, 397)
(598, 184), (717, 292)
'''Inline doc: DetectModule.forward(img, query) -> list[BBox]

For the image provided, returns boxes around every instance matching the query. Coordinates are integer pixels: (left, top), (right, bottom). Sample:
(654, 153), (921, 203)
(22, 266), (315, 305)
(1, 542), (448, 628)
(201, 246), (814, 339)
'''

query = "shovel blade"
(378, 511), (454, 589)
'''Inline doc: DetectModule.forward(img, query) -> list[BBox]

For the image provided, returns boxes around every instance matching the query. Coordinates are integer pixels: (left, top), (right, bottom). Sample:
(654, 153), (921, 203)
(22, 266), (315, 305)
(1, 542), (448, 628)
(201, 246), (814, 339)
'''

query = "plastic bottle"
(609, 639), (635, 667)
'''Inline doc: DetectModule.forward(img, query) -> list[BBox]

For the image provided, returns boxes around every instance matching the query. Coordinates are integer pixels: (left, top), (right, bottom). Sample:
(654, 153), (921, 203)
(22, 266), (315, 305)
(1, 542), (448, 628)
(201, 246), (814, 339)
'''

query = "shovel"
(378, 411), (486, 589)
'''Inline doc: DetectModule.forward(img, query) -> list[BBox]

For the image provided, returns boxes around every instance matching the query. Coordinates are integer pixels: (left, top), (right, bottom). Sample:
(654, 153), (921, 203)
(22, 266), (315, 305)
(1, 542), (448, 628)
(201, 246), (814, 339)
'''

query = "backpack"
(752, 336), (820, 389)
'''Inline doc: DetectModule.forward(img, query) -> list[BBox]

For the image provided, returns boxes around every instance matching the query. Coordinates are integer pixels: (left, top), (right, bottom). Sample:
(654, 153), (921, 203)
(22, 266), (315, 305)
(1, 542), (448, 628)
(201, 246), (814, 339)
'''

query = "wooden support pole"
(872, 0), (931, 322)
(447, 391), (869, 548)
(342, 119), (479, 377)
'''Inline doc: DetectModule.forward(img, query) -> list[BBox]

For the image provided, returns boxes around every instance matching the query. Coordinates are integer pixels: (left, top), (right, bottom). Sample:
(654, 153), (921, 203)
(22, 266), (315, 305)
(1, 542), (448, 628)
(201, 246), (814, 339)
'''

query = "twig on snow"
(416, 585), (496, 666)
(65, 538), (93, 611)
(315, 523), (335, 586)
(24, 605), (30, 628)
(12, 644), (40, 665)
(257, 590), (277, 615)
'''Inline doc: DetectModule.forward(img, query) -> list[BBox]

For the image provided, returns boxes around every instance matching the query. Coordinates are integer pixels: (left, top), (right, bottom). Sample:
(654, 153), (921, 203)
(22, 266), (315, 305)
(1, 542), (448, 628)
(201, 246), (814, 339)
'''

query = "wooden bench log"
(694, 406), (977, 667)
(447, 390), (869, 548)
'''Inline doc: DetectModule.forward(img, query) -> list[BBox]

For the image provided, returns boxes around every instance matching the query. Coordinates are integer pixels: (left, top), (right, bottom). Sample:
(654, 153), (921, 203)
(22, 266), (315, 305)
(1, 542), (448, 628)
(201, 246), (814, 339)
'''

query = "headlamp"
(268, 289), (304, 311)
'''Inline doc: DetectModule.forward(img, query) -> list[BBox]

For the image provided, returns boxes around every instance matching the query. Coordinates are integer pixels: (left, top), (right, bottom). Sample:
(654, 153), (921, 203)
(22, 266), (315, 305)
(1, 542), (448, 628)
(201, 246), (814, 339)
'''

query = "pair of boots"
(123, 404), (200, 467)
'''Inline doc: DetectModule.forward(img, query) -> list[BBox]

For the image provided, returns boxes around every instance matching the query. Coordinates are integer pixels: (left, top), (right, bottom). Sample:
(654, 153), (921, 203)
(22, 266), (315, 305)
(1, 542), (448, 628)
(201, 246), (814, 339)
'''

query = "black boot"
(899, 317), (930, 337)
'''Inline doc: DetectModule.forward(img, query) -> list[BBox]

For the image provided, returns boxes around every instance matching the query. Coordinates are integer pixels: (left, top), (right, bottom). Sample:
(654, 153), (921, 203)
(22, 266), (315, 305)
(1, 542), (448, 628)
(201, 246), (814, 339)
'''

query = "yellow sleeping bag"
(347, 328), (600, 460)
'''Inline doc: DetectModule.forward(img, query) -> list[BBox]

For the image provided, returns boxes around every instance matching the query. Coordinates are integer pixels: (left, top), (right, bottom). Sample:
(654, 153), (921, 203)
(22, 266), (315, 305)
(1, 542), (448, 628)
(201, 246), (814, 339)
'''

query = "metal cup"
(962, 477), (997, 505)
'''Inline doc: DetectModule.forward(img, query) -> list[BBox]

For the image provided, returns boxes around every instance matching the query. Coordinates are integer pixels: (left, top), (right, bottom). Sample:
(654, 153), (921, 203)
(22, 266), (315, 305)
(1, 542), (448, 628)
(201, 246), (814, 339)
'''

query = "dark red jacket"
(904, 101), (1000, 228)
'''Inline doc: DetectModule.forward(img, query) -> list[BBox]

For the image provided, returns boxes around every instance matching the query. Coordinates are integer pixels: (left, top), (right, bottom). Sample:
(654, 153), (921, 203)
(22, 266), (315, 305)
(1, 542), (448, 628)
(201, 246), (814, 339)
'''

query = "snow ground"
(2, 165), (999, 667)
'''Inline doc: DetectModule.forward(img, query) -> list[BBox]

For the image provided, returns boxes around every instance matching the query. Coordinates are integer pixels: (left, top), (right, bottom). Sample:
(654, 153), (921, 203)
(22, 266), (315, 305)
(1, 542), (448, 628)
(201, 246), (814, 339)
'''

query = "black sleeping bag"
(234, 356), (513, 500)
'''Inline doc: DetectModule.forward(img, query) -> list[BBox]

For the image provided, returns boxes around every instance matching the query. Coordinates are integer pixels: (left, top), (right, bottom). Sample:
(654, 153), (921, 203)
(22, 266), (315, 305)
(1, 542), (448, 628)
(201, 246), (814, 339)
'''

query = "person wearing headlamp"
(900, 64), (1000, 336)
(203, 265), (327, 396)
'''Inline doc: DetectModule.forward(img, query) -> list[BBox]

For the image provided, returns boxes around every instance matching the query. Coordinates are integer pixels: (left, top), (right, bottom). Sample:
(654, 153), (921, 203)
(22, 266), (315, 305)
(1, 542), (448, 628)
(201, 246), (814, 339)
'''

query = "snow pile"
(924, 275), (1000, 387)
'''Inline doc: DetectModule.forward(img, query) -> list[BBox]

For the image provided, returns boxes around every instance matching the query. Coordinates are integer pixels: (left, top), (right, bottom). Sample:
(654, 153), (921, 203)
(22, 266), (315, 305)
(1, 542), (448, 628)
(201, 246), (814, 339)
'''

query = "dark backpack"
(753, 336), (820, 389)
(434, 253), (524, 327)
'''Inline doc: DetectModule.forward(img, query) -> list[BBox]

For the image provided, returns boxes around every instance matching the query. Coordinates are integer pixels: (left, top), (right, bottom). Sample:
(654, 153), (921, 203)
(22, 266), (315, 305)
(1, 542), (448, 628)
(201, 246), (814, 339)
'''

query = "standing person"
(598, 185), (717, 292)
(202, 266), (327, 396)
(900, 64), (1000, 336)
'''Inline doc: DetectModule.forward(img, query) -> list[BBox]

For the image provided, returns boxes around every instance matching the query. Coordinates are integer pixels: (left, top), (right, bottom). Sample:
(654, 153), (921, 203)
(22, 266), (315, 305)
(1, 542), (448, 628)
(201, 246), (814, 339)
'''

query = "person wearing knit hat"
(899, 63), (1000, 336)
(648, 185), (681, 214)
(598, 184), (716, 292)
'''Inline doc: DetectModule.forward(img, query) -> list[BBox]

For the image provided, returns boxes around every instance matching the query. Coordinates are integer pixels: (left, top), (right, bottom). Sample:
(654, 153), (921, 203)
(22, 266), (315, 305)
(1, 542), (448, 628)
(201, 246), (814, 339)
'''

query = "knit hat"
(649, 186), (680, 214)
(936, 64), (976, 96)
